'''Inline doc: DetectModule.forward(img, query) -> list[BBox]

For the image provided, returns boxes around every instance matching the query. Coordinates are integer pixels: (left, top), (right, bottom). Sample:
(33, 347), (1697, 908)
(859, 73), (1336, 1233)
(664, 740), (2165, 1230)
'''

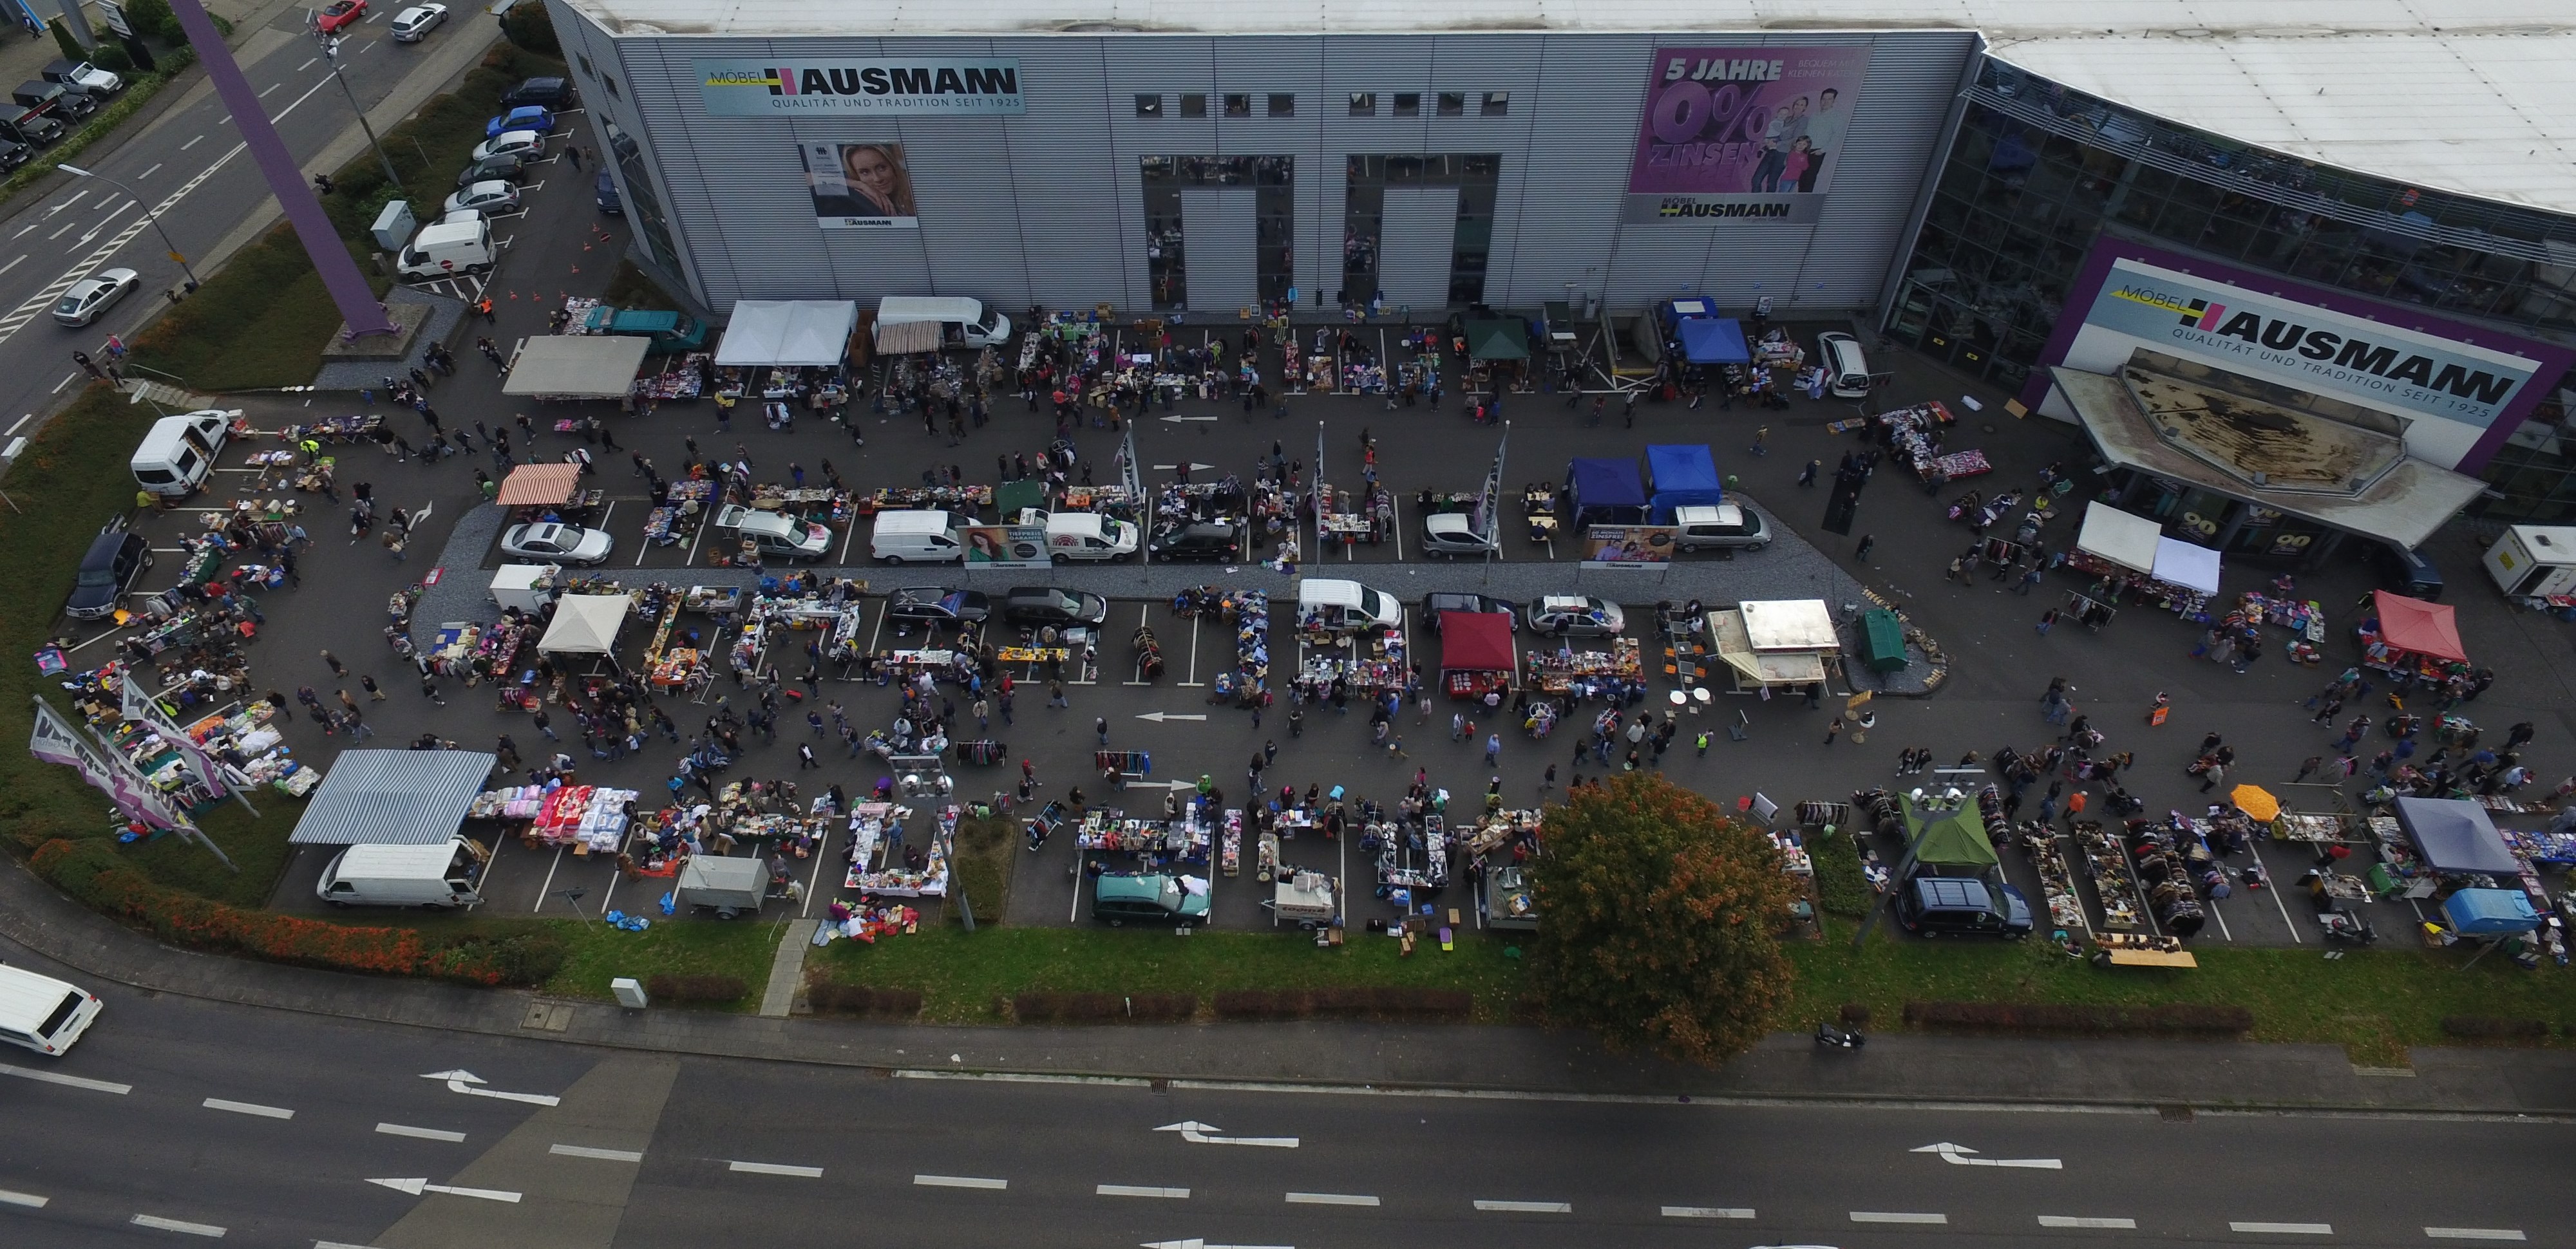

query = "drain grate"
(2157, 1104), (2195, 1123)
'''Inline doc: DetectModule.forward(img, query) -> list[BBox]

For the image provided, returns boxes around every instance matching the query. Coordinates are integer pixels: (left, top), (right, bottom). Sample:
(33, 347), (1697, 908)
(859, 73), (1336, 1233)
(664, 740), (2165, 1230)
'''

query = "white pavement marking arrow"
(366, 1178), (523, 1203)
(1135, 711), (1209, 722)
(1156, 1120), (1299, 1148)
(420, 1069), (561, 1106)
(1142, 1241), (1293, 1249)
(1151, 463), (1218, 471)
(1158, 415), (1219, 423)
(1912, 1141), (2063, 1170)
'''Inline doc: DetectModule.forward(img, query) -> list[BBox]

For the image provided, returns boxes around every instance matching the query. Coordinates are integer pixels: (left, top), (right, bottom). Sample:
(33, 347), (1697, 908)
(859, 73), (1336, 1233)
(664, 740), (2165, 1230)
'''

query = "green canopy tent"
(1900, 796), (1998, 869)
(1464, 319), (1531, 361)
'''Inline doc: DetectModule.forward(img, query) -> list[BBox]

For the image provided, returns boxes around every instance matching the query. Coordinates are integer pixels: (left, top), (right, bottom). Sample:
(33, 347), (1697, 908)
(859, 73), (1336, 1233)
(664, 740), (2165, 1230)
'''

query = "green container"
(1861, 608), (1908, 673)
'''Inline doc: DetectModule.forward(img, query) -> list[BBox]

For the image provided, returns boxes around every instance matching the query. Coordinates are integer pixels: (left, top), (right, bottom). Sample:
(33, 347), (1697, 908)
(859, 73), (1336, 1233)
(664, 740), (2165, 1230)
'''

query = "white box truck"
(2481, 525), (2576, 598)
(316, 838), (488, 909)
(398, 218), (496, 279)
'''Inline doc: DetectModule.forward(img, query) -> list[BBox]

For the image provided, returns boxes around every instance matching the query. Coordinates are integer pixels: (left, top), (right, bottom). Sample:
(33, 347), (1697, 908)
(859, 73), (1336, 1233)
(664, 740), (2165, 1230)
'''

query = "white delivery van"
(714, 504), (835, 561)
(0, 963), (102, 1057)
(876, 296), (1012, 349)
(2482, 525), (2576, 598)
(870, 508), (965, 564)
(316, 838), (487, 909)
(1298, 578), (1402, 632)
(1815, 330), (1873, 399)
(1045, 511), (1139, 563)
(397, 218), (496, 279)
(131, 408), (236, 498)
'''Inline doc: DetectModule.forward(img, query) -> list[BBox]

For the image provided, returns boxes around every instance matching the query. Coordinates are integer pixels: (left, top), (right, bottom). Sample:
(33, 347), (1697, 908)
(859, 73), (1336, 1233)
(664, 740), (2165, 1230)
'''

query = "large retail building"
(545, 0), (2576, 532)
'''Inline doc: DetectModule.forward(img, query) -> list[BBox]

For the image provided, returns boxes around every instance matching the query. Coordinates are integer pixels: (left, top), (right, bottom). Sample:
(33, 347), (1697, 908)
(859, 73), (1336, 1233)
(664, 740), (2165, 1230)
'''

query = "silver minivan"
(1817, 330), (1873, 399)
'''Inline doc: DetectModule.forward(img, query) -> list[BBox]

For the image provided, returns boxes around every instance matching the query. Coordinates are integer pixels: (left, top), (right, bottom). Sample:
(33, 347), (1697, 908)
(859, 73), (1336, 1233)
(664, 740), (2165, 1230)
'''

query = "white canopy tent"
(538, 594), (632, 656)
(713, 300), (857, 367)
(502, 335), (651, 398)
(2152, 536), (2223, 595)
(2076, 501), (2160, 575)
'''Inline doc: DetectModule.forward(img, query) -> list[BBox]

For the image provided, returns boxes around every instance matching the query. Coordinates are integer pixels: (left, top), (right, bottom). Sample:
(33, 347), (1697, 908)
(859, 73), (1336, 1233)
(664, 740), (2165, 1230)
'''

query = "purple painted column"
(168, 0), (396, 337)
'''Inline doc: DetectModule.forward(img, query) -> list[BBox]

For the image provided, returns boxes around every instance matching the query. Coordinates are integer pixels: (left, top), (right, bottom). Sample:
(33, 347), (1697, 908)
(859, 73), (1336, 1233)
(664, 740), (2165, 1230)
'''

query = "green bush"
(124, 0), (181, 42)
(806, 982), (922, 1017)
(91, 44), (133, 74)
(1902, 1000), (2255, 1036)
(2439, 1016), (2549, 1040)
(50, 18), (85, 63)
(500, 3), (560, 57)
(1013, 991), (1197, 1023)
(1211, 987), (1473, 1021)
(645, 973), (749, 1003)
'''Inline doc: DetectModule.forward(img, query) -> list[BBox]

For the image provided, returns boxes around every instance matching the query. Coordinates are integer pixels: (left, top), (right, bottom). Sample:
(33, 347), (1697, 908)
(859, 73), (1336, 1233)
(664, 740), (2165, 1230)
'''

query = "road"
(0, 932), (2565, 1248)
(0, 4), (473, 433)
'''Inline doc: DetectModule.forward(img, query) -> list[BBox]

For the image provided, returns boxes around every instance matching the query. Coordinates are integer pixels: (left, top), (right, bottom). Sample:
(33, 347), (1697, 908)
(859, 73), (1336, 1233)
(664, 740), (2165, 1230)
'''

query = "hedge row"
(807, 982), (924, 1018)
(645, 973), (748, 1004)
(2439, 1016), (2551, 1040)
(31, 840), (563, 986)
(1012, 991), (1198, 1023)
(1213, 987), (1475, 1022)
(1902, 1000), (2254, 1036)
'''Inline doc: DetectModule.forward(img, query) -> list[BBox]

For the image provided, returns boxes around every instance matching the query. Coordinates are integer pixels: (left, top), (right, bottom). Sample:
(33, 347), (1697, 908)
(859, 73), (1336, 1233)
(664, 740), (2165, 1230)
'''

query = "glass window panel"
(1393, 93), (1419, 117)
(1224, 93), (1251, 117)
(1348, 92), (1375, 116)
(1179, 93), (1206, 118)
(1437, 91), (1465, 116)
(1134, 94), (1161, 118)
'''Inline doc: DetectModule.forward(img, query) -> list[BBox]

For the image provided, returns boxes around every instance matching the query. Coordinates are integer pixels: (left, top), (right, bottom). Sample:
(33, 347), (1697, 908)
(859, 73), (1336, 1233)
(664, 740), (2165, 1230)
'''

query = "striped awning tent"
(288, 749), (497, 845)
(872, 317), (943, 354)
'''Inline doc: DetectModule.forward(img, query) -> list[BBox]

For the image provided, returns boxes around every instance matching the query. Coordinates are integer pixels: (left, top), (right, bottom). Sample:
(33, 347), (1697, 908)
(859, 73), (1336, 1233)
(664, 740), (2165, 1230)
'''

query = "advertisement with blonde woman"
(802, 141), (920, 228)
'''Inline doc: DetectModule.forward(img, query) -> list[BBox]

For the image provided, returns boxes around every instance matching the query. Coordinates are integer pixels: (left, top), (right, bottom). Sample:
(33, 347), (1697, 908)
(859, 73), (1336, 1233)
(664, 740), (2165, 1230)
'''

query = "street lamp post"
(314, 27), (402, 193)
(57, 164), (200, 292)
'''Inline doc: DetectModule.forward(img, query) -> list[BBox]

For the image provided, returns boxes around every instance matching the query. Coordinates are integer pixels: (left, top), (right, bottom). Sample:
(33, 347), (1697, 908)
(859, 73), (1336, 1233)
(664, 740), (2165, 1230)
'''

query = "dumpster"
(1859, 608), (1908, 673)
(676, 856), (767, 919)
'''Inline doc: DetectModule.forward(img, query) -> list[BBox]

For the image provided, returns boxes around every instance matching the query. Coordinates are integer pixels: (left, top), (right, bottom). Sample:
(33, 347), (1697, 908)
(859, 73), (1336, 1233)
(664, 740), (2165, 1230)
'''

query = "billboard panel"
(1584, 525), (1679, 565)
(799, 142), (920, 229)
(1622, 46), (1868, 225)
(698, 60), (1025, 116)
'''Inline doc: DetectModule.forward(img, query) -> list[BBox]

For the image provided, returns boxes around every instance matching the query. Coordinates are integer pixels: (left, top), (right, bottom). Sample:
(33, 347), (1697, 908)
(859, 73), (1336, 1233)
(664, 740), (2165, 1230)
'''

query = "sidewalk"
(7, 852), (2574, 1114)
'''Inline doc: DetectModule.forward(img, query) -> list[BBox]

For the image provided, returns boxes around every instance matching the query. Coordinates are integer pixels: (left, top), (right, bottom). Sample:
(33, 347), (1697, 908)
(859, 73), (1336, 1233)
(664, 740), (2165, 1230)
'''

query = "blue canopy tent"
(1565, 458), (1647, 525)
(2392, 796), (2521, 876)
(1678, 317), (1750, 366)
(2441, 888), (2541, 937)
(1643, 444), (1725, 523)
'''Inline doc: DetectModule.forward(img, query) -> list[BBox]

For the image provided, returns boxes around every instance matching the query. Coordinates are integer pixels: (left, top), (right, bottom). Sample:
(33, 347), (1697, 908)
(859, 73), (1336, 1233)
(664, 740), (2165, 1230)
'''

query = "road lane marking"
(730, 1161), (823, 1178)
(0, 1062), (131, 1093)
(5, 415), (24, 435)
(1852, 1212), (1948, 1224)
(260, 83), (281, 98)
(1475, 1199), (1571, 1213)
(1662, 1207), (1754, 1219)
(52, 372), (76, 393)
(131, 1213), (227, 1236)
(1098, 1185), (1189, 1199)
(182, 134), (203, 149)
(298, 57), (317, 70)
(2041, 1216), (2139, 1229)
(549, 1144), (642, 1162)
(46, 220), (75, 239)
(0, 1188), (47, 1208)
(202, 1097), (294, 1119)
(2425, 1232), (2525, 1243)
(1285, 1192), (1378, 1206)
(2232, 1223), (2334, 1235)
(375, 1123), (466, 1142)
(139, 164), (162, 179)
(0, 256), (21, 276)
(914, 1174), (1006, 1190)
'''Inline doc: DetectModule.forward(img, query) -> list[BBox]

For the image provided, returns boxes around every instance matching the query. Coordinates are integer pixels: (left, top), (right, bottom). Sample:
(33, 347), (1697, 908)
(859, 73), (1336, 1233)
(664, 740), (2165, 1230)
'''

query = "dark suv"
(500, 76), (577, 110)
(11, 80), (90, 120)
(1148, 519), (1244, 561)
(65, 524), (149, 620)
(1, 104), (66, 146)
(1897, 874), (2033, 939)
(886, 587), (989, 630)
(1003, 586), (1108, 629)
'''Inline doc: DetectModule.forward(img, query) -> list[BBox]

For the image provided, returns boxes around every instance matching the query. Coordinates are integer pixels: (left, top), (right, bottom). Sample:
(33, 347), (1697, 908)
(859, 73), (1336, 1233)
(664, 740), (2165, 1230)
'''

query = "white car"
(500, 521), (613, 565)
(1528, 594), (1625, 637)
(388, 3), (446, 41)
(469, 129), (545, 163)
(1419, 511), (1498, 557)
(442, 179), (520, 218)
(52, 267), (138, 327)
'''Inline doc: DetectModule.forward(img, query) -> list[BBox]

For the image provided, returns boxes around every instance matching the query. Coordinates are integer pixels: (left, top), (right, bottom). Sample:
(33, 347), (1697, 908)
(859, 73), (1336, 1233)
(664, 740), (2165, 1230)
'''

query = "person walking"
(1048, 679), (1068, 708)
(1798, 458), (1821, 487)
(1853, 534), (1875, 563)
(321, 650), (348, 677)
(1823, 717), (1844, 746)
(1096, 716), (1111, 746)
(1484, 733), (1501, 766)
(360, 674), (384, 701)
(2036, 607), (2059, 636)
(2295, 755), (2323, 782)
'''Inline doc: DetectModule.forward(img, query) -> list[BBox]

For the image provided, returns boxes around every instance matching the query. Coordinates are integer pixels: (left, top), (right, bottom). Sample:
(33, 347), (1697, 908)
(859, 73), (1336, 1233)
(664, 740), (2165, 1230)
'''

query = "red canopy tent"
(2372, 590), (2467, 662)
(1440, 611), (1515, 700)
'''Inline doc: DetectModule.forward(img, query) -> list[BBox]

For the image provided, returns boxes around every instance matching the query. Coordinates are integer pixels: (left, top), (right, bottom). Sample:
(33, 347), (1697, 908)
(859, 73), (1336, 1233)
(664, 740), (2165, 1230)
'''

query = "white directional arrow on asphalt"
(1911, 1142), (2062, 1170)
(1157, 1120), (1299, 1149)
(1141, 1241), (1293, 1249)
(1150, 463), (1218, 471)
(1135, 711), (1209, 723)
(1159, 414), (1220, 423)
(421, 1069), (562, 1107)
(367, 1178), (524, 1203)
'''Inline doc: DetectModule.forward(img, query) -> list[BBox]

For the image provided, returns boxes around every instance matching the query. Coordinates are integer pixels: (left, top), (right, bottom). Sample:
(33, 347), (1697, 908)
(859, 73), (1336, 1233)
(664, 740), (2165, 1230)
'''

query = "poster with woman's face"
(801, 141), (920, 229)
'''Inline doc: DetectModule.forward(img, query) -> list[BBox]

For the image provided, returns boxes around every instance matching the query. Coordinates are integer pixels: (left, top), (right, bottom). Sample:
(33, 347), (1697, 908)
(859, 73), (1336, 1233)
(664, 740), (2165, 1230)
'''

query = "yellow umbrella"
(2230, 784), (2280, 821)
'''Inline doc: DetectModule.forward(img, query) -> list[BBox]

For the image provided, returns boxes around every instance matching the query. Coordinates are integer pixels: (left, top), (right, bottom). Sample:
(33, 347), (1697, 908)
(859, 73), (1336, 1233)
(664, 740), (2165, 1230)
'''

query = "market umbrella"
(2230, 784), (2280, 820)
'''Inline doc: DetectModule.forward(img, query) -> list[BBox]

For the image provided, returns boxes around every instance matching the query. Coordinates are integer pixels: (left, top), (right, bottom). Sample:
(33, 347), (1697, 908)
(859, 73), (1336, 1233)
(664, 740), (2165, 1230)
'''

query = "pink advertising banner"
(1624, 46), (1869, 221)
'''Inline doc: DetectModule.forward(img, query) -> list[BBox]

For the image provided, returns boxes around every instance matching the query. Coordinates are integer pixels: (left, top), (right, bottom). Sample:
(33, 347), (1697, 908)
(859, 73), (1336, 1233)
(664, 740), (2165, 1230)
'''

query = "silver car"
(500, 521), (613, 565)
(52, 267), (138, 327)
(442, 180), (520, 218)
(1528, 594), (1626, 637)
(389, 3), (446, 41)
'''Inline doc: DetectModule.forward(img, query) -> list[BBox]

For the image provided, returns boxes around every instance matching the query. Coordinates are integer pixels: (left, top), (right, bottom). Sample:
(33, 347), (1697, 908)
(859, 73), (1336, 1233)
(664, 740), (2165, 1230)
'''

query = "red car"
(316, 0), (367, 33)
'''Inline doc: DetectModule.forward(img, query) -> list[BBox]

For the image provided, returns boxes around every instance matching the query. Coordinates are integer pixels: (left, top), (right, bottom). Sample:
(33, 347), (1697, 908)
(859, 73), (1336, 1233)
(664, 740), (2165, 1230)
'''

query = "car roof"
(79, 530), (126, 565)
(1916, 877), (1992, 906)
(1097, 874), (1171, 901)
(1537, 595), (1593, 611)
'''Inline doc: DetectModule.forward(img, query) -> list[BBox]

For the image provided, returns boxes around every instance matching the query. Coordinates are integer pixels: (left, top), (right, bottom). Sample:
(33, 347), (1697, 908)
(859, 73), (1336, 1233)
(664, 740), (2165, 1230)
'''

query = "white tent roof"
(2076, 501), (2161, 576)
(714, 300), (857, 368)
(502, 335), (650, 398)
(2152, 536), (2223, 595)
(1738, 599), (1837, 652)
(538, 594), (632, 655)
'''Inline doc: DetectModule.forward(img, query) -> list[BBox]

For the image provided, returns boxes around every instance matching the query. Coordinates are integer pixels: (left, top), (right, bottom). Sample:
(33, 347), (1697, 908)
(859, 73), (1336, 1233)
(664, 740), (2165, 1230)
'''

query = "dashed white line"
(2233, 1223), (2334, 1235)
(913, 1174), (1006, 1190)
(1852, 1212), (1949, 1225)
(181, 134), (204, 150)
(46, 220), (75, 240)
(549, 1144), (642, 1162)
(2041, 1216), (2139, 1229)
(131, 1213), (227, 1237)
(10, 221), (35, 238)
(375, 1123), (465, 1143)
(1662, 1206), (1755, 1219)
(1285, 1192), (1379, 1207)
(298, 57), (317, 70)
(728, 1161), (823, 1178)
(2425, 1232), (2526, 1243)
(51, 373), (76, 394)
(258, 83), (281, 98)
(0, 1188), (47, 1208)
(1097, 1185), (1189, 1199)
(0, 1062), (131, 1093)
(5, 415), (24, 435)
(1476, 1199), (1572, 1214)
(0, 256), (20, 277)
(202, 1097), (294, 1120)
(138, 164), (162, 179)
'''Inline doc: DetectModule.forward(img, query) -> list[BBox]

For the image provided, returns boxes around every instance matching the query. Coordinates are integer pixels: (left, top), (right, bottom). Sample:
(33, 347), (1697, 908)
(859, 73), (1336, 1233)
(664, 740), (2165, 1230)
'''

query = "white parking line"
(202, 1097), (294, 1119)
(549, 1144), (642, 1162)
(0, 1188), (47, 1208)
(1285, 1192), (1379, 1207)
(914, 1174), (1006, 1190)
(46, 220), (75, 240)
(131, 1213), (227, 1237)
(0, 1062), (131, 1093)
(729, 1161), (823, 1178)
(1852, 1212), (1947, 1225)
(1662, 1207), (1754, 1219)
(2040, 1216), (2138, 1229)
(375, 1123), (466, 1142)
(52, 372), (75, 393)
(2232, 1223), (2334, 1235)
(1097, 1185), (1189, 1199)
(1475, 1199), (1571, 1214)
(2425, 1232), (2525, 1243)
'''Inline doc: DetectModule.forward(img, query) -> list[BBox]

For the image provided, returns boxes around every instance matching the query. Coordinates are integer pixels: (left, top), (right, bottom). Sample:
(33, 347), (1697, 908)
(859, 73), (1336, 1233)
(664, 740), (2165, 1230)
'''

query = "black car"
(455, 153), (527, 188)
(499, 76), (576, 110)
(1003, 586), (1109, 629)
(594, 170), (622, 214)
(1149, 519), (1244, 562)
(886, 587), (990, 630)
(65, 525), (149, 620)
(0, 137), (29, 171)
(1423, 592), (1517, 634)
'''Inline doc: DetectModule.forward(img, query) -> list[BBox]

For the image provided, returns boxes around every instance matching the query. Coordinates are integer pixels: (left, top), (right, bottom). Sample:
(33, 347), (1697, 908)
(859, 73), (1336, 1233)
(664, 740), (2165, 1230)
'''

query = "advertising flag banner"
(1624, 46), (1868, 225)
(120, 679), (229, 800)
(31, 697), (184, 831)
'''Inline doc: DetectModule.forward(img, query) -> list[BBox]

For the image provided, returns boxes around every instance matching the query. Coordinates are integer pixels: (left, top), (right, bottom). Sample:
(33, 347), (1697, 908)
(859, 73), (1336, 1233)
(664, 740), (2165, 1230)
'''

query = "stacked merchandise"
(468, 784), (551, 822)
(2125, 818), (2208, 936)
(530, 785), (641, 852)
(860, 484), (992, 514)
(1460, 809), (1542, 856)
(1524, 638), (1644, 697)
(1229, 590), (1271, 699)
(1768, 829), (1814, 876)
(1220, 808), (1244, 877)
(1374, 814), (1449, 892)
(2012, 819), (2088, 932)
(2070, 819), (2144, 931)
(848, 803), (954, 896)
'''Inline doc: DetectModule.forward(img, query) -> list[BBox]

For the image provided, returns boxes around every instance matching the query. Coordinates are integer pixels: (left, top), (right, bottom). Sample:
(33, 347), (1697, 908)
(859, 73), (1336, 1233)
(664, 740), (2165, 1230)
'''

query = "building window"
(1341, 151), (1502, 309)
(602, 74), (620, 101)
(575, 53), (594, 80)
(1481, 91), (1508, 116)
(1392, 93), (1419, 117)
(1135, 94), (1162, 118)
(1179, 93), (1206, 118)
(1224, 93), (1252, 118)
(1436, 91), (1464, 117)
(1348, 92), (1375, 116)
(1141, 155), (1298, 310)
(1267, 93), (1294, 117)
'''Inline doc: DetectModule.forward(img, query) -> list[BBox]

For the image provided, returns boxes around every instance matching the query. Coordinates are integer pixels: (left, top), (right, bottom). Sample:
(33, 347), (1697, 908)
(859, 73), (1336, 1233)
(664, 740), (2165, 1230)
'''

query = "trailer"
(675, 856), (768, 919)
(1266, 869), (1337, 929)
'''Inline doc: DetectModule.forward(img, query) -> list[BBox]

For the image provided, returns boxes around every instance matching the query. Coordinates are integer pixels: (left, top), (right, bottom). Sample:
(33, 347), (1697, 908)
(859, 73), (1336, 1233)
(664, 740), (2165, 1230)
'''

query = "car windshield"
(1363, 589), (1392, 618)
(53, 294), (81, 314)
(1027, 590), (1075, 612)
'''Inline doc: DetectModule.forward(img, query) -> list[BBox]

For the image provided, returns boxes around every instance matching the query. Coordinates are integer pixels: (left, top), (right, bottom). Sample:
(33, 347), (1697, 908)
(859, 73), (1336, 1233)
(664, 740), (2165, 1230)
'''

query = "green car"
(1093, 874), (1211, 927)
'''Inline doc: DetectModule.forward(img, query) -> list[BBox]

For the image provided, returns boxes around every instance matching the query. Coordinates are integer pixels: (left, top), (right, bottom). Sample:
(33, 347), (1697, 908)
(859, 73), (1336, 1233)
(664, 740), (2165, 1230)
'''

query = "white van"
(1298, 578), (1402, 632)
(714, 504), (834, 561)
(0, 964), (102, 1057)
(316, 838), (486, 909)
(871, 508), (965, 564)
(876, 296), (1012, 349)
(1816, 330), (1873, 399)
(1045, 511), (1138, 563)
(397, 218), (496, 280)
(131, 408), (236, 498)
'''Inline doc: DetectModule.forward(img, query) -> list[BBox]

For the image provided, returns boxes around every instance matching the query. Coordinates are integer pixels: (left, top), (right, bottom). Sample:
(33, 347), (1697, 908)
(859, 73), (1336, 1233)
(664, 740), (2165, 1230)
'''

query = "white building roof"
(569, 0), (2576, 218)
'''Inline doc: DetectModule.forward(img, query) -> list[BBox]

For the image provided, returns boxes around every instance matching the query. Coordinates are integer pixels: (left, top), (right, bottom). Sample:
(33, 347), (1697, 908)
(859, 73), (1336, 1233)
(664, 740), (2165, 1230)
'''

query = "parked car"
(314, 0), (367, 33)
(1897, 873), (2033, 939)
(1148, 519), (1243, 561)
(0, 104), (66, 147)
(52, 267), (138, 327)
(469, 130), (545, 163)
(388, 3), (446, 41)
(1423, 592), (1517, 634)
(499, 76), (576, 110)
(64, 523), (149, 619)
(12, 80), (91, 120)
(0, 136), (29, 172)
(593, 170), (621, 214)
(1528, 594), (1625, 637)
(1003, 587), (1108, 630)
(2369, 540), (2443, 601)
(1092, 873), (1210, 927)
(455, 152), (527, 187)
(1672, 502), (1770, 552)
(441, 180), (521, 218)
(41, 59), (122, 95)
(499, 521), (612, 565)
(484, 105), (554, 139)
(1419, 511), (1499, 557)
(886, 587), (989, 628)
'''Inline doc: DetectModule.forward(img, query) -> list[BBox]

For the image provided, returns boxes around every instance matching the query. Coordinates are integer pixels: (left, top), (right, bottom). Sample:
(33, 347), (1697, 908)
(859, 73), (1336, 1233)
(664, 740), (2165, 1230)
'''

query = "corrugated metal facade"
(556, 14), (1976, 319)
(1378, 186), (1460, 310)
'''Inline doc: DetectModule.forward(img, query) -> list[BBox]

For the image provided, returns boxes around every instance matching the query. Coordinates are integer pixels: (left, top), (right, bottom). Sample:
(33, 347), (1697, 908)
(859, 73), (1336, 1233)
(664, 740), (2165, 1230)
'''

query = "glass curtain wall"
(1141, 155), (1296, 310)
(1339, 153), (1501, 308)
